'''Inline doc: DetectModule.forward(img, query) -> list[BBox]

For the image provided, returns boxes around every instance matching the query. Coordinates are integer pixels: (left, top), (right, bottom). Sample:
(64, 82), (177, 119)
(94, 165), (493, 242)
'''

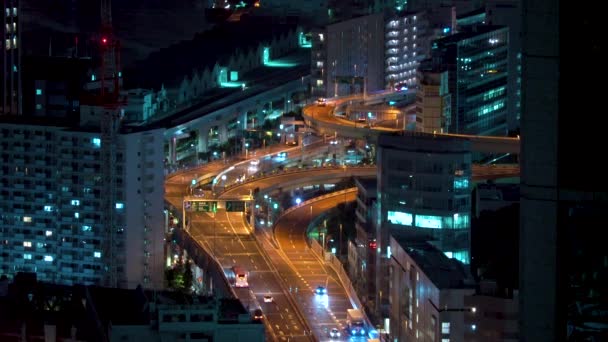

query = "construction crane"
(98, 0), (122, 288)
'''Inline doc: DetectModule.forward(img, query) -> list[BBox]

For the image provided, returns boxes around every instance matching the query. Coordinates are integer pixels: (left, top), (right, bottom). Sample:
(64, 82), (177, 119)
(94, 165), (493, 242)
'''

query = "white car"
(250, 159), (260, 166)
(329, 328), (341, 338)
(263, 295), (273, 303)
(317, 97), (327, 105)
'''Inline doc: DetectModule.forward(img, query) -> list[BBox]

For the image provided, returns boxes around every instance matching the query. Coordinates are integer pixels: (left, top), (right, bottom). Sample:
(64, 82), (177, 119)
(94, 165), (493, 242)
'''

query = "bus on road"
(232, 265), (249, 288)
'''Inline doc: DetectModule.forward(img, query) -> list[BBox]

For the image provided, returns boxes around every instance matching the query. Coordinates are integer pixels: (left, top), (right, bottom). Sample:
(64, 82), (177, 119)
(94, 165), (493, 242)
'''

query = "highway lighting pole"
(339, 223), (343, 260)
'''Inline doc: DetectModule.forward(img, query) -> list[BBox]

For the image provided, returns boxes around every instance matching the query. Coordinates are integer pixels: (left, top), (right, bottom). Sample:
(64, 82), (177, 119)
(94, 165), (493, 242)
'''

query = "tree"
(183, 260), (193, 293)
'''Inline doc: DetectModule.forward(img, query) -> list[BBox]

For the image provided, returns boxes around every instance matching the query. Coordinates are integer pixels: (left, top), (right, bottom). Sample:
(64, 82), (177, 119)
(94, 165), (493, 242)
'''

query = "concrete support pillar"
(239, 112), (247, 131)
(197, 128), (208, 154)
(249, 201), (255, 229)
(170, 137), (177, 165)
(219, 124), (228, 144)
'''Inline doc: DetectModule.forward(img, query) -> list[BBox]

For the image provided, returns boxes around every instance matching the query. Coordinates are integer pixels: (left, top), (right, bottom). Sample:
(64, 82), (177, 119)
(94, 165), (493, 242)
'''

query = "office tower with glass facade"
(520, 0), (607, 340)
(311, 12), (385, 98)
(374, 133), (472, 319)
(430, 25), (509, 135)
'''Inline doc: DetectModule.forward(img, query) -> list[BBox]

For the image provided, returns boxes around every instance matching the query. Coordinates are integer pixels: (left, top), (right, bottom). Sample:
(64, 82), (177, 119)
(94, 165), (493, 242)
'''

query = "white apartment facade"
(0, 119), (165, 289)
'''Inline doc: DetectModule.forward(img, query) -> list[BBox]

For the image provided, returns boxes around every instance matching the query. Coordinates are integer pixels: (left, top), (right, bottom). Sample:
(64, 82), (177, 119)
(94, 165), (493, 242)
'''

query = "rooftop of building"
(390, 230), (474, 289)
(435, 24), (506, 45)
(456, 7), (486, 20)
(477, 181), (520, 202)
(355, 177), (377, 197)
(0, 272), (251, 340)
(378, 132), (471, 153)
(123, 15), (300, 90)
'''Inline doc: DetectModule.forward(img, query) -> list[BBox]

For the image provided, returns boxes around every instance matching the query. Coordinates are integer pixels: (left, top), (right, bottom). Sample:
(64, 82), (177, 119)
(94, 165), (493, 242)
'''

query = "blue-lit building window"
(92, 138), (101, 148)
(454, 178), (469, 190)
(388, 210), (413, 225)
(415, 215), (443, 229)
(115, 203), (124, 209)
(36, 89), (42, 95)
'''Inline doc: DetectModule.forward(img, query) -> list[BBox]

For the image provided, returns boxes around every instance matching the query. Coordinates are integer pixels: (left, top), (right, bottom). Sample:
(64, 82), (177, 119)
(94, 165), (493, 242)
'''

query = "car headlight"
(361, 329), (366, 335)
(351, 330), (356, 335)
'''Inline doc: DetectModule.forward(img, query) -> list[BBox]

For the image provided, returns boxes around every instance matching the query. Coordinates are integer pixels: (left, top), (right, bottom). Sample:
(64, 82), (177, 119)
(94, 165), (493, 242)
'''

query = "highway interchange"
(165, 100), (521, 341)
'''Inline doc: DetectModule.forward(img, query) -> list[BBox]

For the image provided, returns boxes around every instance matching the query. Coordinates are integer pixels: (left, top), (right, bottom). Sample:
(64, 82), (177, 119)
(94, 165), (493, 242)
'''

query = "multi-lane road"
(165, 99), (522, 342)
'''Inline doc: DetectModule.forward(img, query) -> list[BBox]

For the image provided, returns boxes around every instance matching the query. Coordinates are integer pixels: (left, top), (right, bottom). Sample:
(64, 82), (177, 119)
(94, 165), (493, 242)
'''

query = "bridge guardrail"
(219, 165), (375, 195)
(242, 216), (316, 342)
(176, 227), (238, 300)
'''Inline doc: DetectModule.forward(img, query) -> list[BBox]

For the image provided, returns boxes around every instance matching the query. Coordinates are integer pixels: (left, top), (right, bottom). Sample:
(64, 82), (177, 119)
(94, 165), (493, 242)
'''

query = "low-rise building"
(0, 273), (265, 342)
(350, 177), (378, 312)
(388, 231), (474, 341)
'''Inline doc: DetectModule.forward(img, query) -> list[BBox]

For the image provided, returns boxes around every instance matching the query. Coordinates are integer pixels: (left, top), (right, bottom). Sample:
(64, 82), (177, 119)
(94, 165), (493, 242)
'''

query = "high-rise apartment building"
(428, 25), (509, 135)
(311, 12), (385, 98)
(0, 116), (165, 289)
(1, 0), (20, 115)
(385, 11), (429, 90)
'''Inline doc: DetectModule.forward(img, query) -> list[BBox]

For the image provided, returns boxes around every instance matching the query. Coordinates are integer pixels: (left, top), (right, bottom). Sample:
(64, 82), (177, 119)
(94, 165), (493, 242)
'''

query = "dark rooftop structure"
(434, 24), (506, 46)
(355, 177), (378, 198)
(124, 15), (299, 90)
(391, 230), (474, 289)
(0, 273), (253, 342)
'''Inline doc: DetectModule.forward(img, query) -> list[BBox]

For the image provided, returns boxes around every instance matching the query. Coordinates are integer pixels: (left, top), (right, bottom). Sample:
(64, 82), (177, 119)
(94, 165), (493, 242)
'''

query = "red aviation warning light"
(101, 37), (108, 44)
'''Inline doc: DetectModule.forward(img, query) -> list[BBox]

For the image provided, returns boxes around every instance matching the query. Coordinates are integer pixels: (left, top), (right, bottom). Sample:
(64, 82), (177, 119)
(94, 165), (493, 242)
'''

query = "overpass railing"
(219, 165), (375, 196)
(174, 227), (238, 300)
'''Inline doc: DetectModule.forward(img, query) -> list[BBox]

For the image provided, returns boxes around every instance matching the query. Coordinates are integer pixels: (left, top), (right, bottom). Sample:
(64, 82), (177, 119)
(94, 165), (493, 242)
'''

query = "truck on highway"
(347, 308), (366, 336)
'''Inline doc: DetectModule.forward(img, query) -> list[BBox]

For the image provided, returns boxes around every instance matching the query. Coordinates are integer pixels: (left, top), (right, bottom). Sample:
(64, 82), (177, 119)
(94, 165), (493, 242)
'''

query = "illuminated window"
(92, 138), (101, 147)
(44, 205), (53, 212)
(44, 255), (54, 262)
(45, 230), (52, 237)
(23, 216), (32, 223)
(36, 89), (42, 96)
(262, 47), (270, 65)
(36, 104), (42, 110)
(74, 212), (79, 219)
(388, 211), (413, 225)
(442, 322), (450, 334)
(71, 199), (80, 206)
(454, 178), (469, 189)
(23, 254), (32, 260)
(316, 79), (323, 86)
(318, 33), (324, 42)
(415, 215), (442, 229)
(23, 241), (32, 247)
(94, 251), (101, 258)
(115, 203), (124, 209)
(82, 225), (92, 232)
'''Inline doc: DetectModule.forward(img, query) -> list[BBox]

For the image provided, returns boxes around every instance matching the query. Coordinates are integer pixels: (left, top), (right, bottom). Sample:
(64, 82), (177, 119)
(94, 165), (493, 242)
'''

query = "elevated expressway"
(217, 164), (520, 200)
(165, 130), (519, 342)
(166, 160), (314, 342)
(302, 101), (521, 155)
